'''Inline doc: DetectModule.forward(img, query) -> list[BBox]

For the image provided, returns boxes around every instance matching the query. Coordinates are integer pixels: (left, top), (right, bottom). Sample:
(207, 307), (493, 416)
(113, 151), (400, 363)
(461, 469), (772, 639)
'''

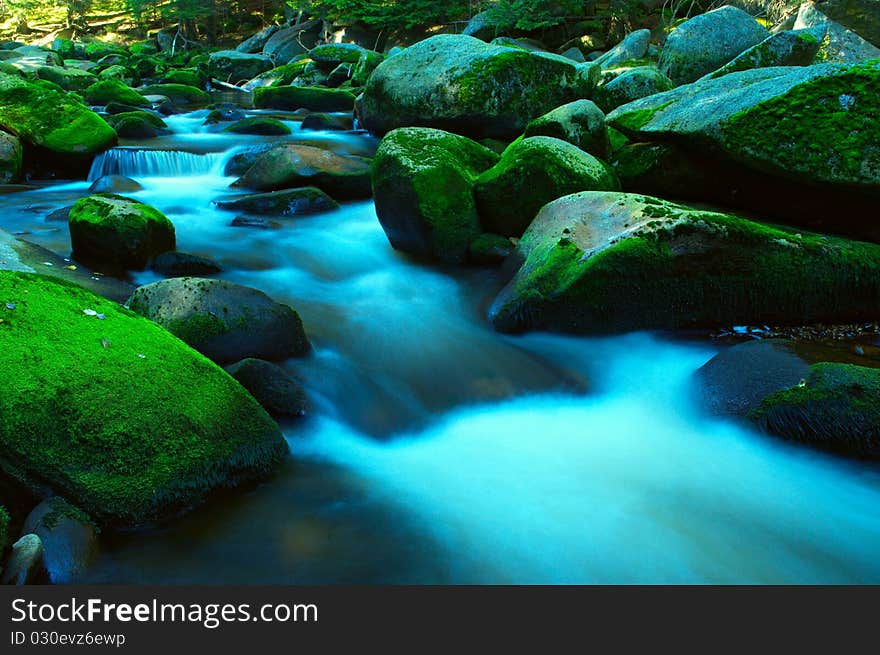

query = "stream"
(4, 110), (880, 584)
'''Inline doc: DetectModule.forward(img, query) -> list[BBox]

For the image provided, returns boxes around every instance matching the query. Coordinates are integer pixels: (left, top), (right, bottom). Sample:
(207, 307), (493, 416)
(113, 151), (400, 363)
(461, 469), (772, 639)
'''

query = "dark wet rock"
(223, 143), (276, 177)
(127, 277), (310, 364)
(301, 112), (352, 131)
(0, 131), (22, 184)
(262, 22), (324, 63)
(222, 117), (292, 136)
(45, 206), (72, 222)
(203, 104), (247, 124)
(216, 187), (339, 217)
(372, 127), (499, 263)
(151, 251), (222, 277)
(22, 497), (97, 584)
(226, 358), (307, 417)
(106, 111), (169, 139)
(208, 50), (273, 83)
(233, 144), (371, 198)
(0, 534), (45, 585)
(230, 216), (282, 229)
(104, 100), (147, 115)
(88, 175), (144, 194)
(522, 100), (609, 159)
(468, 233), (515, 265)
(68, 193), (175, 271)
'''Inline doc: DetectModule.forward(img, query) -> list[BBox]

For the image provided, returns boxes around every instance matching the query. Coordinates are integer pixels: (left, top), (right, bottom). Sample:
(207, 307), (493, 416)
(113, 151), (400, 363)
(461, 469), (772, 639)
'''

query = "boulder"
(308, 42), (365, 72)
(127, 277), (310, 363)
(0, 534), (45, 584)
(594, 29), (651, 68)
(161, 68), (203, 88)
(357, 34), (597, 140)
(68, 193), (175, 271)
(215, 187), (339, 216)
(207, 50), (273, 83)
(84, 41), (127, 62)
(0, 131), (22, 183)
(83, 79), (150, 107)
(237, 25), (280, 54)
(301, 113), (352, 131)
(351, 49), (384, 86)
(474, 137), (620, 238)
(462, 10), (502, 41)
(522, 100), (610, 159)
(262, 22), (324, 63)
(489, 191), (880, 334)
(594, 66), (674, 112)
(151, 251), (222, 277)
(795, 2), (880, 62)
(106, 111), (169, 139)
(242, 59), (312, 91)
(469, 233), (515, 265)
(372, 127), (499, 263)
(659, 6), (769, 85)
(222, 117), (291, 135)
(138, 84), (211, 106)
(88, 175), (143, 193)
(0, 270), (287, 526)
(99, 64), (137, 85)
(35, 65), (97, 92)
(22, 497), (97, 584)
(703, 28), (824, 79)
(812, 0), (880, 46)
(253, 86), (355, 112)
(226, 358), (307, 417)
(233, 144), (371, 198)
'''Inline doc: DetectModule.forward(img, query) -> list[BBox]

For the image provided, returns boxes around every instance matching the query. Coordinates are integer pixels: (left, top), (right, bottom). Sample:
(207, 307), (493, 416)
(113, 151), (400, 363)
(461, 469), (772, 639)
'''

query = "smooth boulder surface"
(594, 30), (651, 68)
(0, 534), (44, 584)
(253, 86), (355, 112)
(215, 187), (339, 217)
(68, 193), (175, 271)
(474, 137), (620, 238)
(812, 0), (880, 46)
(106, 111), (169, 139)
(522, 100), (610, 159)
(88, 175), (143, 193)
(0, 271), (287, 526)
(795, 2), (880, 62)
(226, 358), (307, 417)
(594, 66), (674, 112)
(703, 28), (824, 79)
(127, 277), (310, 364)
(233, 144), (371, 198)
(372, 127), (499, 263)
(83, 79), (150, 107)
(222, 117), (292, 136)
(659, 5), (769, 84)
(207, 50), (273, 83)
(139, 84), (211, 106)
(22, 497), (98, 584)
(36, 65), (97, 92)
(490, 192), (880, 334)
(358, 34), (596, 139)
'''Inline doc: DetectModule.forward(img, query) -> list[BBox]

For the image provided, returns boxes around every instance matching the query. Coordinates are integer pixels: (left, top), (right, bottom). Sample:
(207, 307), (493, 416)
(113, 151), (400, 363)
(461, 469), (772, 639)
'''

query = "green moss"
(222, 117), (291, 136)
(106, 111), (167, 138)
(309, 43), (364, 65)
(611, 100), (673, 133)
(85, 41), (128, 62)
(36, 66), (97, 92)
(0, 72), (116, 156)
(0, 271), (286, 526)
(721, 62), (880, 185)
(139, 84), (211, 105)
(253, 86), (355, 112)
(83, 79), (149, 107)
(246, 59), (313, 88)
(750, 363), (880, 457)
(161, 68), (203, 88)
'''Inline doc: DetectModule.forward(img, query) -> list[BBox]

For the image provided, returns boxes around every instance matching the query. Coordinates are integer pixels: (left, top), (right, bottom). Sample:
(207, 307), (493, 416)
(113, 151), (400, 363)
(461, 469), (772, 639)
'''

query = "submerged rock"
(215, 187), (339, 217)
(357, 34), (596, 139)
(372, 127), (499, 263)
(127, 277), (310, 364)
(151, 251), (222, 277)
(226, 358), (307, 417)
(474, 137), (620, 238)
(68, 193), (175, 271)
(0, 271), (287, 526)
(88, 175), (143, 193)
(490, 192), (880, 334)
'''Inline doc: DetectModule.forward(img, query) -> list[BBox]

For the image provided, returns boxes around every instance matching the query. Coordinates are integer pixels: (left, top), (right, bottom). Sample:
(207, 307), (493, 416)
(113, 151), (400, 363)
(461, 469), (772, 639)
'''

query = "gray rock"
(813, 0), (880, 46)
(88, 175), (143, 193)
(795, 2), (880, 61)
(22, 498), (97, 584)
(127, 277), (310, 364)
(659, 6), (769, 84)
(595, 66), (674, 112)
(462, 10), (502, 41)
(703, 27), (825, 79)
(207, 50), (273, 83)
(215, 187), (339, 217)
(594, 29), (651, 68)
(262, 22), (323, 63)
(523, 100), (610, 159)
(237, 25), (280, 54)
(1, 534), (45, 585)
(0, 131), (21, 184)
(225, 358), (307, 417)
(151, 251), (222, 277)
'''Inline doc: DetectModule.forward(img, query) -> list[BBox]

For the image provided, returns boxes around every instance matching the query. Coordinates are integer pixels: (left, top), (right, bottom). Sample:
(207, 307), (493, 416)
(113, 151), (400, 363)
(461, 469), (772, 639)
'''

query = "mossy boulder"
(106, 111), (168, 139)
(490, 191), (880, 334)
(308, 43), (367, 71)
(659, 6), (769, 85)
(226, 358), (307, 417)
(0, 271), (287, 527)
(215, 187), (339, 216)
(36, 65), (97, 92)
(594, 66), (674, 113)
(127, 277), (310, 364)
(357, 34), (597, 140)
(253, 85), (355, 112)
(301, 112), (352, 131)
(84, 41), (128, 62)
(242, 59), (312, 90)
(98, 64), (137, 85)
(594, 29), (651, 69)
(474, 137), (620, 238)
(795, 3), (880, 63)
(372, 127), (499, 263)
(83, 79), (150, 107)
(0, 131), (22, 183)
(351, 49), (385, 86)
(51, 38), (82, 60)
(703, 27), (824, 80)
(161, 68), (204, 88)
(139, 83), (211, 106)
(522, 100), (610, 159)
(0, 72), (116, 170)
(606, 61), (880, 225)
(233, 144), (371, 198)
(68, 194), (176, 271)
(222, 117), (291, 136)
(207, 50), (273, 83)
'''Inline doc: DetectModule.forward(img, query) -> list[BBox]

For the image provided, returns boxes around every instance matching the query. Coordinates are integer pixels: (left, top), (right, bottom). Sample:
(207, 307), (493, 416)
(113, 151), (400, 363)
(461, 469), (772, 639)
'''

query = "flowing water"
(4, 110), (880, 584)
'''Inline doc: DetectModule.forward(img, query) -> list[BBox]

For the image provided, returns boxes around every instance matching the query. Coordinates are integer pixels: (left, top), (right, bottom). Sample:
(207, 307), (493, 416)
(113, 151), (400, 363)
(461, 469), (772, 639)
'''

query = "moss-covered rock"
(83, 79), (149, 107)
(659, 6), (769, 85)
(0, 271), (287, 527)
(490, 191), (880, 334)
(358, 34), (597, 139)
(215, 187), (338, 216)
(0, 72), (116, 169)
(84, 41), (128, 62)
(226, 358), (307, 417)
(139, 83), (211, 106)
(36, 65), (97, 92)
(233, 144), (371, 198)
(351, 49), (385, 86)
(97, 64), (137, 85)
(308, 43), (366, 71)
(300, 112), (352, 131)
(475, 137), (619, 238)
(222, 117), (292, 136)
(127, 277), (310, 364)
(51, 38), (81, 61)
(594, 66), (674, 113)
(161, 68), (204, 88)
(703, 27), (824, 80)
(105, 111), (168, 139)
(522, 100), (610, 159)
(253, 85), (355, 112)
(207, 50), (273, 83)
(0, 130), (22, 183)
(372, 127), (499, 263)
(469, 233), (515, 265)
(795, 2), (880, 63)
(594, 29), (652, 69)
(242, 59), (312, 90)
(68, 193), (175, 271)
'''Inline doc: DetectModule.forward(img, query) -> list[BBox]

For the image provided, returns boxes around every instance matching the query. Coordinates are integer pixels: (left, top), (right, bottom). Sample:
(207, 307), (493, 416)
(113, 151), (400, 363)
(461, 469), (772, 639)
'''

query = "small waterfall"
(88, 148), (229, 180)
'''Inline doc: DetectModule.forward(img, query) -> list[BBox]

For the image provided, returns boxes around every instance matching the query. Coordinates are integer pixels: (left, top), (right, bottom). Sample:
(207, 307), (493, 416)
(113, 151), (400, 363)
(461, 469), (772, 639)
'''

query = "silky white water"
(4, 113), (880, 583)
